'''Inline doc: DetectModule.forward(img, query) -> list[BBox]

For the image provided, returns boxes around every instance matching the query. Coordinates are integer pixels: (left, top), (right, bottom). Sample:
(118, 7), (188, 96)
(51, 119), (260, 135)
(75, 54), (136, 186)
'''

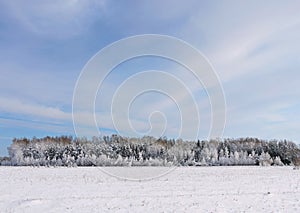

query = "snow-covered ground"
(1, 166), (300, 212)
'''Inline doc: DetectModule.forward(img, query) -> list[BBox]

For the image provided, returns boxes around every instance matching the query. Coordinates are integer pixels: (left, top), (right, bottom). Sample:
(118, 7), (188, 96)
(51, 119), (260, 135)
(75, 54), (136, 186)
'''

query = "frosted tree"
(4, 135), (300, 167)
(259, 151), (273, 166)
(273, 156), (284, 166)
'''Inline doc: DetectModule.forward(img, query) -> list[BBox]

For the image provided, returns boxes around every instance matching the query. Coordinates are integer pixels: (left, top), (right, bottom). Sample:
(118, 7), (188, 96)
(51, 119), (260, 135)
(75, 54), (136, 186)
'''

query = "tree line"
(1, 135), (300, 167)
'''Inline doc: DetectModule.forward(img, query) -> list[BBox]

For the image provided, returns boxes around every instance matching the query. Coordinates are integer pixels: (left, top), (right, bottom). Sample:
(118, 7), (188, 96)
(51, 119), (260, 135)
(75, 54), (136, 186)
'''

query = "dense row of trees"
(1, 135), (300, 167)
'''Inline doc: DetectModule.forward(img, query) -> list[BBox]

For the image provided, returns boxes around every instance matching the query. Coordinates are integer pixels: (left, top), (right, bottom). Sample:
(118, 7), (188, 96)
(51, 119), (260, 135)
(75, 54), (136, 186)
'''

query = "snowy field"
(1, 166), (300, 212)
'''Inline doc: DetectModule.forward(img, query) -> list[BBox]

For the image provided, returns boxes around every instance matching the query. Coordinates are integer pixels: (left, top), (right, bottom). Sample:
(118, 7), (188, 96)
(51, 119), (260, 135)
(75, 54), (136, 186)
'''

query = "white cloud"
(0, 97), (71, 121)
(180, 1), (300, 82)
(0, 117), (73, 134)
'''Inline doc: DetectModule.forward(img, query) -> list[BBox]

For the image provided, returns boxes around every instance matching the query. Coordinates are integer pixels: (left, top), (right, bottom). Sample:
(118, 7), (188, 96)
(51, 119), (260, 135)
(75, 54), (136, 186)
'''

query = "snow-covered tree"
(259, 152), (273, 166)
(3, 136), (300, 167)
(273, 156), (284, 166)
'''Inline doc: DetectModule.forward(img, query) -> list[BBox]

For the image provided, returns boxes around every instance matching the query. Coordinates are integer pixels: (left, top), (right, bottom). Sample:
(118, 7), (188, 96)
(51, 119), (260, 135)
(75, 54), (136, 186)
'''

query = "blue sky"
(1, 0), (300, 156)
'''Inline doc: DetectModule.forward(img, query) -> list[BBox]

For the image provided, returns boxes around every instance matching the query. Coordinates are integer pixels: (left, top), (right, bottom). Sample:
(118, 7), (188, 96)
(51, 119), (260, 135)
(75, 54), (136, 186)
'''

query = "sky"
(1, 0), (300, 156)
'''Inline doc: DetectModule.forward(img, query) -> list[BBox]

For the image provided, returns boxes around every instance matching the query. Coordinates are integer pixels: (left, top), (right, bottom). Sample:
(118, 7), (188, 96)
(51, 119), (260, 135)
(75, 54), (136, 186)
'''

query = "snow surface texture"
(1, 166), (300, 212)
